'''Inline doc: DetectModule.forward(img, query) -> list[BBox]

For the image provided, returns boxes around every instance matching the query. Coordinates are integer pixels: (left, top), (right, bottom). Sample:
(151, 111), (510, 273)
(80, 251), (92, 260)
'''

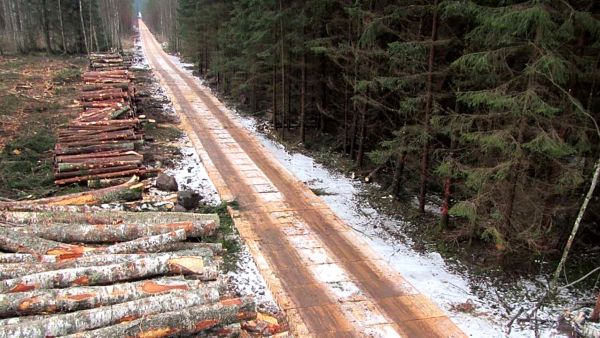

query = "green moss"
(197, 200), (240, 272)
(0, 94), (22, 116)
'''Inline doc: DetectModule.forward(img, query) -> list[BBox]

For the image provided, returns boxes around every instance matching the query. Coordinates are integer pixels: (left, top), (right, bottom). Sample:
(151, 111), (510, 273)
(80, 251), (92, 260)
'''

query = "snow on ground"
(226, 246), (279, 313)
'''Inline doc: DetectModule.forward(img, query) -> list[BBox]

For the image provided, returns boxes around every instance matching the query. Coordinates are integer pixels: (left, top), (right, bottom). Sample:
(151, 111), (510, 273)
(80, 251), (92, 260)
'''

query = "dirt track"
(140, 20), (465, 337)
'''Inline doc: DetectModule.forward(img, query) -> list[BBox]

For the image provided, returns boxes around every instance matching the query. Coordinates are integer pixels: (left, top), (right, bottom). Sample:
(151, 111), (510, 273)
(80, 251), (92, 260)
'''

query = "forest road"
(140, 20), (465, 338)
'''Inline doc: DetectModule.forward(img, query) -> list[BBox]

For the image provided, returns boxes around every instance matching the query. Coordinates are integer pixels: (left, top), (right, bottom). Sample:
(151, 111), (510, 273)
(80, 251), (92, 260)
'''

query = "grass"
(144, 123), (184, 141)
(0, 130), (56, 197)
(0, 94), (21, 116)
(197, 200), (241, 272)
(52, 68), (82, 84)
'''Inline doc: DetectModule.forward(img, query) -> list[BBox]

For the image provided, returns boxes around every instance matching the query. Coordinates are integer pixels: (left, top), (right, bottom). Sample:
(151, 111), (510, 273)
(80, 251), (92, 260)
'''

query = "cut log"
(0, 210), (219, 228)
(0, 251), (213, 280)
(63, 297), (256, 338)
(53, 165), (139, 180)
(0, 227), (93, 258)
(0, 255), (217, 293)
(7, 220), (215, 243)
(95, 229), (186, 255)
(54, 142), (135, 156)
(55, 169), (141, 185)
(0, 177), (143, 209)
(0, 277), (217, 318)
(0, 288), (221, 338)
(83, 83), (130, 92)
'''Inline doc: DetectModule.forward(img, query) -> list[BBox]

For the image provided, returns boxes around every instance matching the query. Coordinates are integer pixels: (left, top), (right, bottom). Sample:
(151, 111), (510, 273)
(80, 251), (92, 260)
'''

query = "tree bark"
(391, 151), (407, 197)
(0, 251), (213, 280)
(300, 50), (306, 143)
(9, 220), (215, 244)
(0, 277), (214, 318)
(92, 229), (186, 255)
(64, 297), (256, 338)
(0, 227), (93, 258)
(0, 254), (56, 264)
(0, 288), (220, 338)
(1, 255), (218, 293)
(58, 0), (67, 53)
(551, 156), (600, 290)
(41, 0), (51, 55)
(418, 0), (439, 213)
(591, 292), (600, 322)
(79, 0), (89, 55)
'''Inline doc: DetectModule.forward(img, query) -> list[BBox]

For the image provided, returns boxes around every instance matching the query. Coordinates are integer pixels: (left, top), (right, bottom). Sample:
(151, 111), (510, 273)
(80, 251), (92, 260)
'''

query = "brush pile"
(0, 211), (261, 338)
(54, 53), (154, 187)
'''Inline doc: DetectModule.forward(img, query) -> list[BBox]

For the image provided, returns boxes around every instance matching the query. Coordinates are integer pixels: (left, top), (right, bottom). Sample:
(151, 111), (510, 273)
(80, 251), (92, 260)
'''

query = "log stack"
(0, 211), (268, 338)
(54, 53), (154, 187)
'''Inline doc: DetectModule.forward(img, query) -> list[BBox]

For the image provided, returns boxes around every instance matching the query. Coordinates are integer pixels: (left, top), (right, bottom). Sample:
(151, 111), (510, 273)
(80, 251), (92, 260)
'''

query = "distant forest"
(143, 0), (600, 255)
(0, 0), (133, 54)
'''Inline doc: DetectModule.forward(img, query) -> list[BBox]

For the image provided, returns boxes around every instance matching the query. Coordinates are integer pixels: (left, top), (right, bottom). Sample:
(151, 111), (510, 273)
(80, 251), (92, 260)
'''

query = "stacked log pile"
(0, 211), (262, 338)
(54, 53), (154, 187)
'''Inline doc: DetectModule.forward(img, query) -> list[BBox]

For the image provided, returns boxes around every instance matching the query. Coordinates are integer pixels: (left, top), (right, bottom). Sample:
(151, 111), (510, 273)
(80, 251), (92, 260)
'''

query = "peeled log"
(0, 255), (217, 293)
(0, 288), (221, 338)
(65, 297), (256, 338)
(0, 277), (218, 318)
(0, 251), (213, 280)
(8, 220), (215, 243)
(0, 227), (93, 258)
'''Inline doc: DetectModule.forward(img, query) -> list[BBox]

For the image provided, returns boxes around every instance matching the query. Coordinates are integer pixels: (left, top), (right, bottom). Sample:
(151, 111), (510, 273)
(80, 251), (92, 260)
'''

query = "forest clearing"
(0, 0), (599, 337)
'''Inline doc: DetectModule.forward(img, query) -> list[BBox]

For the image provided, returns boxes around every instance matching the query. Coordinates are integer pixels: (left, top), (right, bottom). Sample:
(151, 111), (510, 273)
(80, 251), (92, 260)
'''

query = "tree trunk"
(0, 288), (220, 338)
(58, 0), (67, 53)
(272, 64), (278, 129)
(356, 102), (366, 168)
(65, 297), (256, 338)
(391, 151), (407, 197)
(591, 292), (600, 322)
(1, 255), (218, 293)
(92, 230), (186, 256)
(41, 0), (51, 55)
(300, 50), (306, 143)
(0, 277), (213, 318)
(551, 156), (600, 291)
(279, 0), (285, 139)
(79, 0), (89, 55)
(418, 0), (439, 213)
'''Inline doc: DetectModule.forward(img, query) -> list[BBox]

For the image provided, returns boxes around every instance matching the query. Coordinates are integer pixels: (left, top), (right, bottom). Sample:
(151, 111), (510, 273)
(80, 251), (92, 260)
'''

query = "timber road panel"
(140, 20), (465, 338)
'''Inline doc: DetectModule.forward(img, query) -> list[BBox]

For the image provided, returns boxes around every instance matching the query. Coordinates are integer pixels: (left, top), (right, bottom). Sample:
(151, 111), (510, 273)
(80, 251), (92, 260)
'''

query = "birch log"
(0, 277), (218, 318)
(0, 256), (217, 293)
(64, 297), (256, 338)
(0, 288), (221, 338)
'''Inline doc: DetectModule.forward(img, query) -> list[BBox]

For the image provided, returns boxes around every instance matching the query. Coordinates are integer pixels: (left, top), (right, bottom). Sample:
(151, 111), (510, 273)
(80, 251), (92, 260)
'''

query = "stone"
(177, 190), (201, 210)
(155, 173), (178, 192)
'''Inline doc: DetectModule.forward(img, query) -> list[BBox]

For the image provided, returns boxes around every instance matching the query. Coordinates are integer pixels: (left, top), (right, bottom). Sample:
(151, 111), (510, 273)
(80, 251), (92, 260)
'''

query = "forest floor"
(0, 55), (89, 200)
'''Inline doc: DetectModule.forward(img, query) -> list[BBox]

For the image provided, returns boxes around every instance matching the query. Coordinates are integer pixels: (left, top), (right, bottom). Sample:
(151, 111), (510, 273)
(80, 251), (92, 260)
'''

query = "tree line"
(147, 0), (600, 254)
(0, 0), (134, 55)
